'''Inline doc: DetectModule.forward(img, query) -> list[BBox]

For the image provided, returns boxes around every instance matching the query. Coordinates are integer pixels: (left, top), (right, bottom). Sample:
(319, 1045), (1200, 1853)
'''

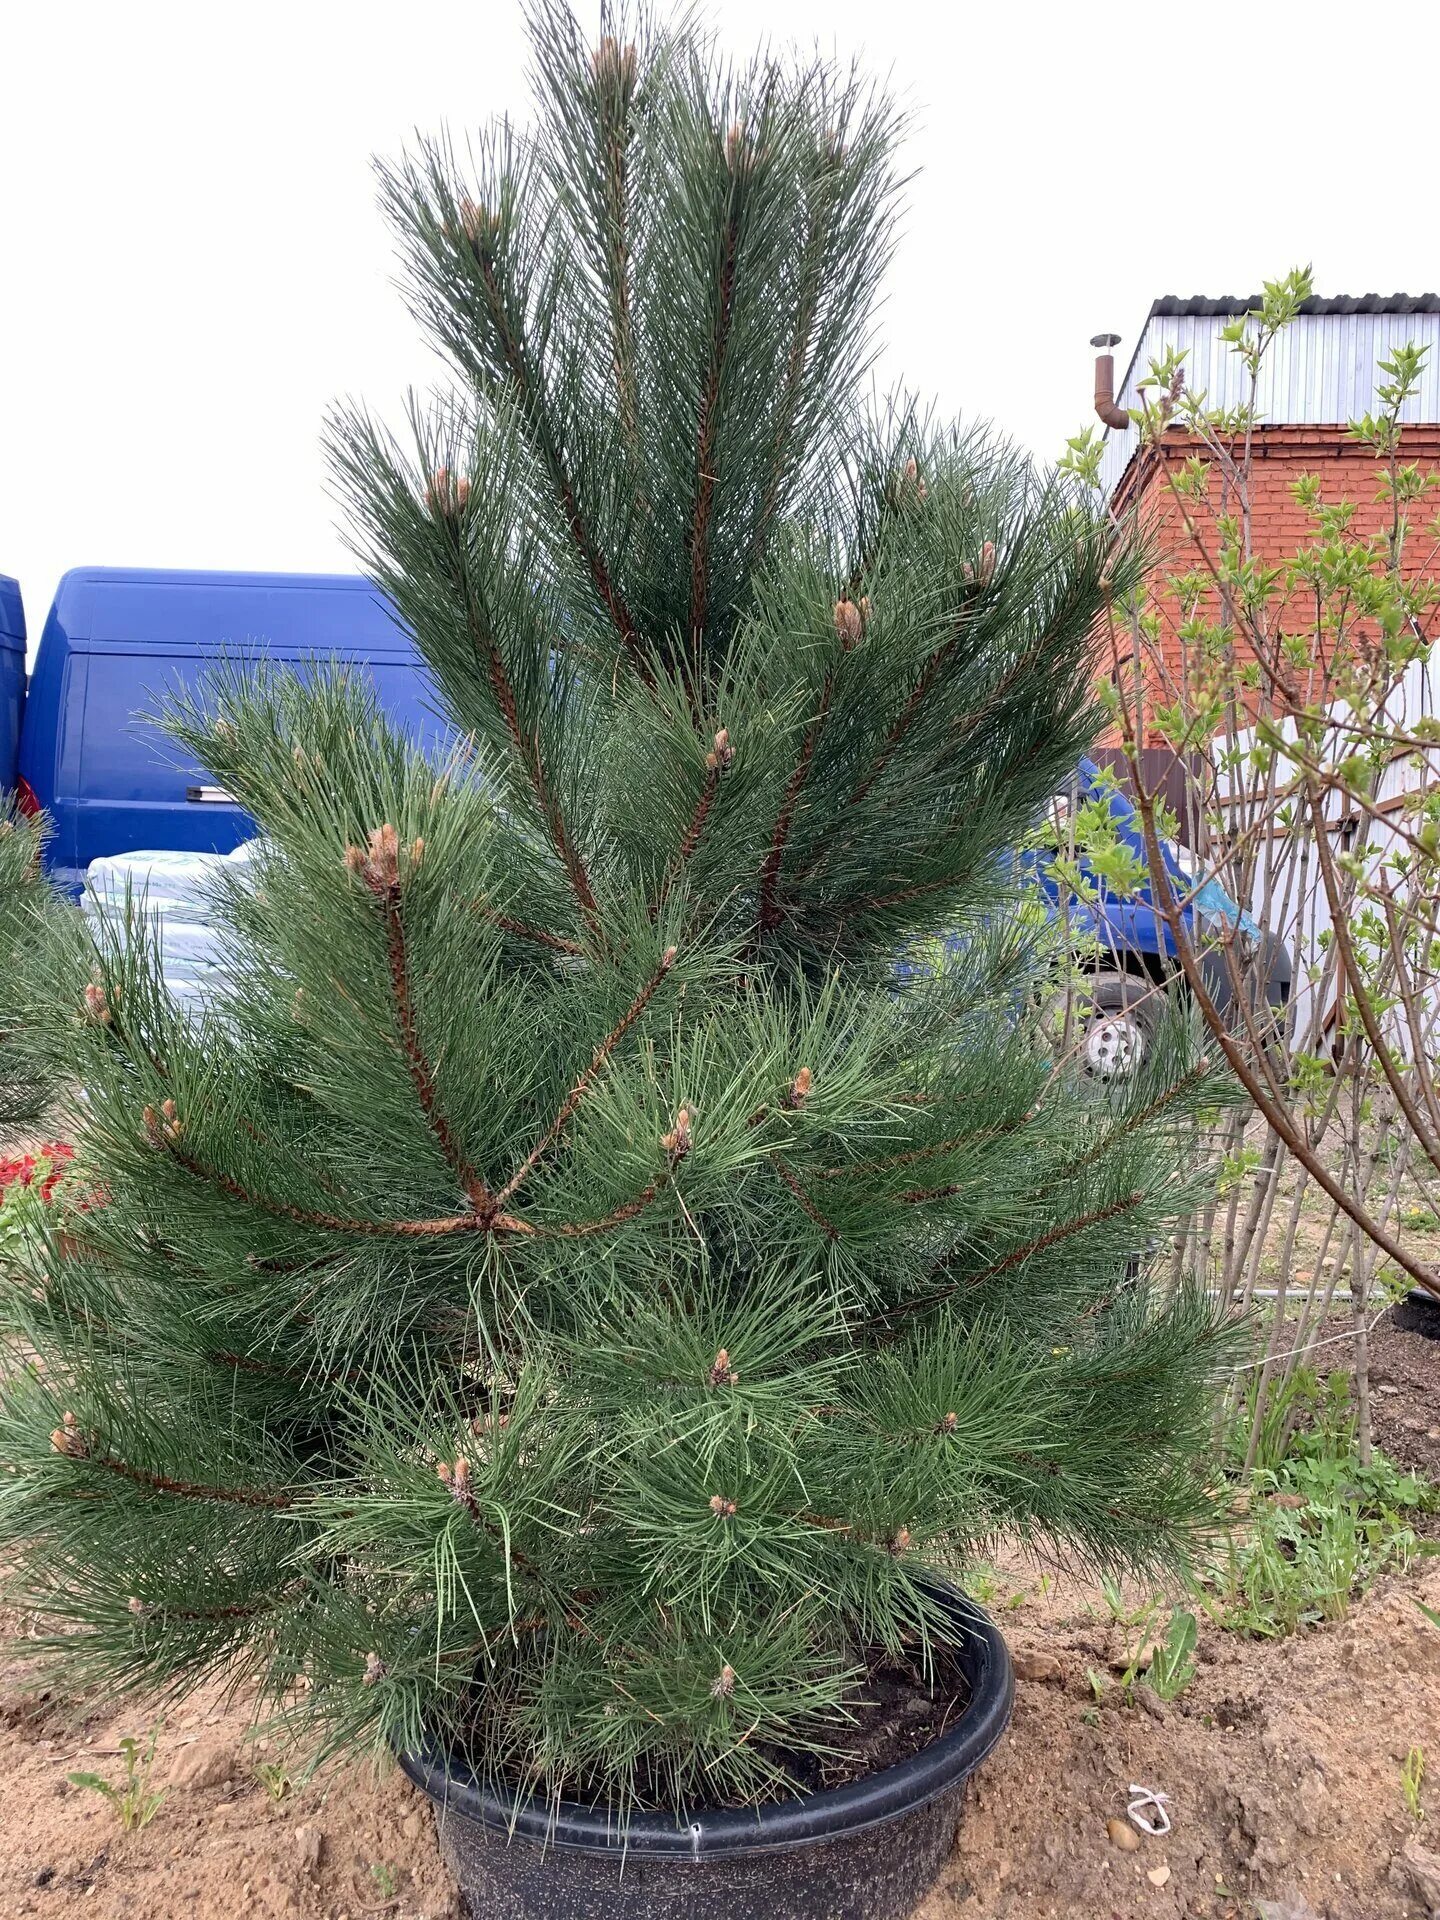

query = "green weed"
(68, 1724), (168, 1833)
(965, 1563), (1000, 1605)
(1402, 1745), (1426, 1823)
(1208, 1419), (1435, 1640)
(1143, 1608), (1199, 1702)
(253, 1759), (293, 1803)
(1093, 1574), (1158, 1631)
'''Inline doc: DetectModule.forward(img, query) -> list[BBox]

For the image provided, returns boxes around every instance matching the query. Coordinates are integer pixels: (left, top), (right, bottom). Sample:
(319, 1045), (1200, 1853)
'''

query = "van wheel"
(1081, 971), (1156, 1078)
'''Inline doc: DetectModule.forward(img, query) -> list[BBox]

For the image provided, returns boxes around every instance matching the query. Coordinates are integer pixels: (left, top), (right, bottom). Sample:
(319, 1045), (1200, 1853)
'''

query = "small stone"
(166, 1740), (234, 1792)
(1294, 1769), (1328, 1836)
(1376, 1382), (1400, 1395)
(402, 1811), (423, 1841)
(1134, 1686), (1166, 1722)
(1011, 1647), (1064, 1684)
(1110, 1640), (1158, 1674)
(294, 1823), (324, 1873)
(1255, 1897), (1324, 1920)
(1389, 1837), (1440, 1910)
(1147, 1863), (1171, 1886)
(1106, 1815), (1140, 1852)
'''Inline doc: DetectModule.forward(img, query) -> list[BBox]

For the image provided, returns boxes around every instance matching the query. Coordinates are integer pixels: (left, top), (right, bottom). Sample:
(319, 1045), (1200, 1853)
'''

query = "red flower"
(0, 1141), (78, 1205)
(0, 1155), (38, 1196)
(37, 1141), (74, 1200)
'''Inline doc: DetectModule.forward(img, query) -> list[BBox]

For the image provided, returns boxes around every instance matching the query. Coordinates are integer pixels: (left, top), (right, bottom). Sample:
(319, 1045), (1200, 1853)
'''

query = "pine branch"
(814, 866), (963, 922)
(869, 1188), (1150, 1326)
(210, 1349), (360, 1388)
(493, 946), (677, 1210)
(593, 37), (641, 451)
(896, 1179), (968, 1205)
(756, 671), (834, 934)
(148, 1116), (663, 1246)
(744, 163), (835, 578)
(794, 1509), (911, 1554)
(521, 1178), (667, 1239)
(772, 1155), (839, 1240)
(847, 618), (967, 809)
(239, 1115), (345, 1197)
(463, 217), (650, 685)
(453, 576), (603, 935)
(377, 885), (491, 1210)
(649, 766), (718, 920)
(536, 1181), (665, 1238)
(1058, 1057), (1215, 1175)
(648, 730), (731, 920)
(138, 1590), (299, 1624)
(686, 199), (742, 661)
(463, 899), (584, 957)
(812, 572), (1054, 892)
(441, 1461), (540, 1576)
(71, 1451), (294, 1511)
(145, 1119), (475, 1239)
(812, 1124), (1022, 1180)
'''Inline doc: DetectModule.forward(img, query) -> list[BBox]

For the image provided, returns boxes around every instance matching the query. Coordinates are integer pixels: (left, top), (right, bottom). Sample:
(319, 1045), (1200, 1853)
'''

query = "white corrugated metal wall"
(1099, 309), (1440, 497)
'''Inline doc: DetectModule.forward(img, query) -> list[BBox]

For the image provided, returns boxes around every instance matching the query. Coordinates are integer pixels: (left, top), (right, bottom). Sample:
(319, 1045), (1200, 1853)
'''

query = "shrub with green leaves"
(0, 4), (1240, 1813)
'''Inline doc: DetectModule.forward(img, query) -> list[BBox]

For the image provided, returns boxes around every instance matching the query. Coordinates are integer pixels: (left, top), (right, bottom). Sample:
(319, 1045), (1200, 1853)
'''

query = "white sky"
(4, 0), (1438, 639)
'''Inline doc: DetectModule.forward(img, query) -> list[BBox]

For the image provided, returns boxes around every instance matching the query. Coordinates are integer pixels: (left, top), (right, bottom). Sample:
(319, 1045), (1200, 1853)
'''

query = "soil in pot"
(747, 1642), (973, 1800)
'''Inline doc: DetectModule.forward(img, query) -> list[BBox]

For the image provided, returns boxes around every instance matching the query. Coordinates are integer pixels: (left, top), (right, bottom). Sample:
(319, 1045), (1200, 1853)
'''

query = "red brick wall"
(1100, 422), (1440, 745)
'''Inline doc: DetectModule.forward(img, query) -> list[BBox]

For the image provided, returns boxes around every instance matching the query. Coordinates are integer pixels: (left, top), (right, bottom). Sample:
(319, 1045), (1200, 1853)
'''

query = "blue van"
(0, 576), (25, 793)
(15, 569), (446, 893)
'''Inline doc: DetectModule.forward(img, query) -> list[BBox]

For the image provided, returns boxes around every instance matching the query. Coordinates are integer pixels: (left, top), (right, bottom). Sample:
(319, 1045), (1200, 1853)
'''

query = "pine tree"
(1, 4), (1238, 1812)
(0, 803), (59, 1125)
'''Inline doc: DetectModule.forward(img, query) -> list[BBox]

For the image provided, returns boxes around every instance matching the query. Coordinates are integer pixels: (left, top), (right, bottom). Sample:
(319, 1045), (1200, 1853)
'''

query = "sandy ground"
(919, 1550), (1440, 1920)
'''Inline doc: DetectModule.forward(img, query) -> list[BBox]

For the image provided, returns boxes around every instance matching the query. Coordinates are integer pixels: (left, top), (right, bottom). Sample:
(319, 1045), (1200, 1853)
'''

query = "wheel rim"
(1085, 1012), (1143, 1077)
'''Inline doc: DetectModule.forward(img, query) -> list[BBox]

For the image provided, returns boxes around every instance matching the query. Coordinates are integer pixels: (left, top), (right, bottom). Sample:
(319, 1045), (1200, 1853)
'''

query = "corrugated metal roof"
(1098, 298), (1440, 497)
(1148, 292), (1440, 318)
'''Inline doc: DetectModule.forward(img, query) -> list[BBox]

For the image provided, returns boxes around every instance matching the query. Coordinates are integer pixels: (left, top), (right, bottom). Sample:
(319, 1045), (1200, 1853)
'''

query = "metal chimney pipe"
(1090, 332), (1128, 430)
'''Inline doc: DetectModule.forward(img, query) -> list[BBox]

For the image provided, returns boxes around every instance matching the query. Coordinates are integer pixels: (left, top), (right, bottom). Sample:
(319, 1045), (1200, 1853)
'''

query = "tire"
(1080, 970), (1157, 1079)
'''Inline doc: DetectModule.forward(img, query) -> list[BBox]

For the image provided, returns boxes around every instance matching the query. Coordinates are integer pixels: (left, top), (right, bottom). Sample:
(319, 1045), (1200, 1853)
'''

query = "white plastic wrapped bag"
(82, 842), (256, 1014)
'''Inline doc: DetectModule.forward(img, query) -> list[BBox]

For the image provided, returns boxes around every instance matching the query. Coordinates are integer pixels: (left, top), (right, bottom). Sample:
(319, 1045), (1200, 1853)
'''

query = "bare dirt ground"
(921, 1547), (1440, 1920)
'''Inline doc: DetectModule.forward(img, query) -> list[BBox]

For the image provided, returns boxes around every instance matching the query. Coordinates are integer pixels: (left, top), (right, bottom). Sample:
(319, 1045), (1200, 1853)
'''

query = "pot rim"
(399, 1587), (1014, 1861)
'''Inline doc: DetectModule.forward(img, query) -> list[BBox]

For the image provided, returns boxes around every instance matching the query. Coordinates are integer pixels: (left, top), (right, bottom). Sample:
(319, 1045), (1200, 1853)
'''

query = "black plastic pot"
(400, 1588), (1013, 1920)
(1393, 1287), (1440, 1340)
